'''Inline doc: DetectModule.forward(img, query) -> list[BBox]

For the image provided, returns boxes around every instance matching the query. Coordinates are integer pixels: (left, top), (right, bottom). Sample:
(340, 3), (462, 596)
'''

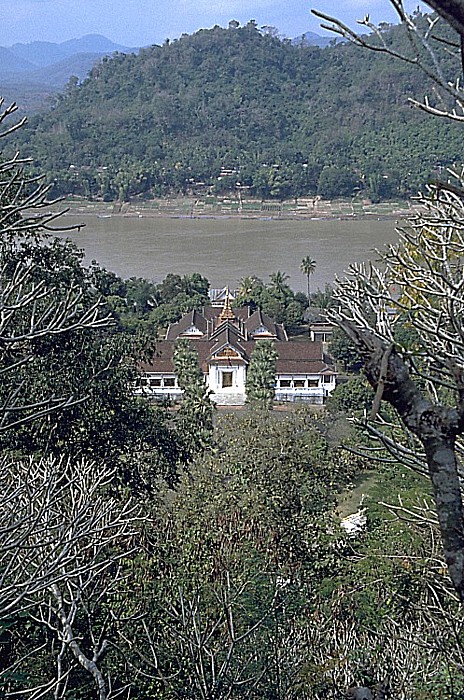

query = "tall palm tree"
(300, 257), (317, 304)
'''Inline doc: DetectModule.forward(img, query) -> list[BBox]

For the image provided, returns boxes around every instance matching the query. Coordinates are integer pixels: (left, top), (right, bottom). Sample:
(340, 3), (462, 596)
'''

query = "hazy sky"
(4, 0), (427, 47)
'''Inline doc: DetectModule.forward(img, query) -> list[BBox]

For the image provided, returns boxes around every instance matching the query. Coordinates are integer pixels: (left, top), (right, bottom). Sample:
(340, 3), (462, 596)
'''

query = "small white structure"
(340, 509), (367, 536)
(309, 321), (335, 344)
(340, 496), (368, 536)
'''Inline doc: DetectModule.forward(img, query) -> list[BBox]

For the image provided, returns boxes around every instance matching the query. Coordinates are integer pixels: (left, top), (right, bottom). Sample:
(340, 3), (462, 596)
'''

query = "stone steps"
(211, 393), (246, 406)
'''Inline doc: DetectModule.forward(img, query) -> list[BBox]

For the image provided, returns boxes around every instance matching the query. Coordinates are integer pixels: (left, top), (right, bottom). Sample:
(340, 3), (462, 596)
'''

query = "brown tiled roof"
(274, 341), (335, 375)
(140, 339), (214, 374)
(165, 309), (208, 340)
(209, 318), (246, 342)
(140, 338), (335, 376)
(139, 341), (176, 373)
(208, 326), (249, 362)
(140, 311), (335, 377)
(244, 309), (287, 341)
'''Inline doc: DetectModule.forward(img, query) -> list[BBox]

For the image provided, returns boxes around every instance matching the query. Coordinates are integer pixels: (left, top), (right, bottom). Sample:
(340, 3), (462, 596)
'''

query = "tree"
(312, 1), (464, 122)
(0, 102), (148, 697)
(0, 104), (116, 428)
(117, 409), (357, 699)
(327, 186), (464, 602)
(0, 454), (138, 699)
(245, 340), (278, 409)
(236, 275), (264, 309)
(310, 0), (464, 606)
(300, 256), (317, 303)
(173, 338), (214, 460)
(327, 376), (375, 414)
(329, 326), (363, 372)
(269, 270), (290, 294)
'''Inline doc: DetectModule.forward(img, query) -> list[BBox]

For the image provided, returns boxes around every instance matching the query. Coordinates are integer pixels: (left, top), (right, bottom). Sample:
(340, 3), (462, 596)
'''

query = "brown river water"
(59, 214), (401, 293)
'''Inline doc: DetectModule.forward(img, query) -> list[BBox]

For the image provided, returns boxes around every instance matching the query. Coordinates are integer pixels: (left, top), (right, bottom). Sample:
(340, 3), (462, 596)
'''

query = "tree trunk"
(339, 320), (464, 603)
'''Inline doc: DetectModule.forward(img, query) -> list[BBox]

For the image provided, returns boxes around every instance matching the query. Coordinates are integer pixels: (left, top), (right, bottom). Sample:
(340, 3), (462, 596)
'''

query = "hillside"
(13, 18), (463, 202)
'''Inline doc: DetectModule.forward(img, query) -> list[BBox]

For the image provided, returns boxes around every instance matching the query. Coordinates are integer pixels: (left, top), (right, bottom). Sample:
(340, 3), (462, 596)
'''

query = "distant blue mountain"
(8, 34), (136, 68)
(292, 31), (336, 48)
(0, 34), (140, 114)
(24, 53), (108, 88)
(0, 45), (36, 74)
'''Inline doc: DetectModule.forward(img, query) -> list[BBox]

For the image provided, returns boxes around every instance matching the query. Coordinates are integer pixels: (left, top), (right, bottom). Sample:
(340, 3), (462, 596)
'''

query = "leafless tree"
(117, 572), (282, 700)
(0, 99), (111, 431)
(312, 1), (464, 121)
(325, 181), (464, 602)
(0, 453), (139, 699)
(308, 0), (464, 604)
(0, 100), (139, 697)
(302, 605), (464, 699)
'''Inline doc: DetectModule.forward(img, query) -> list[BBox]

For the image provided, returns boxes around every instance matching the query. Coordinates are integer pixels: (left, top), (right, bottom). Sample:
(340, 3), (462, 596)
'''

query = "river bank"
(61, 195), (421, 222)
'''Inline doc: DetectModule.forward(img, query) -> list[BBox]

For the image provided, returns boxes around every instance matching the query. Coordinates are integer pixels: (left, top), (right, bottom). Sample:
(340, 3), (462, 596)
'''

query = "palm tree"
(237, 275), (261, 308)
(300, 257), (317, 305)
(269, 270), (290, 294)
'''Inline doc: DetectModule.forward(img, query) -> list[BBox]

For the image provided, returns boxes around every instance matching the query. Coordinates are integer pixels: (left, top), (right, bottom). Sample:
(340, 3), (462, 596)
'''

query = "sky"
(3, 0), (427, 48)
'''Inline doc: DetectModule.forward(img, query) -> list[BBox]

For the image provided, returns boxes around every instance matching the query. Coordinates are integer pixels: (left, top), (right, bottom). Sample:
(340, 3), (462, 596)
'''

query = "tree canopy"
(10, 17), (464, 202)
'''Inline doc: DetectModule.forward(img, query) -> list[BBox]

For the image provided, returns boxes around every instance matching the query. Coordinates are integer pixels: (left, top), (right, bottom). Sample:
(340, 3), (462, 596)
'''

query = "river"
(59, 214), (401, 293)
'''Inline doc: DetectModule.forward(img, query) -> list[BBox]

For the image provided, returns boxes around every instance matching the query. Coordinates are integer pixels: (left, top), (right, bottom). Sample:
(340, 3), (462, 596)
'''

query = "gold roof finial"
(219, 287), (235, 321)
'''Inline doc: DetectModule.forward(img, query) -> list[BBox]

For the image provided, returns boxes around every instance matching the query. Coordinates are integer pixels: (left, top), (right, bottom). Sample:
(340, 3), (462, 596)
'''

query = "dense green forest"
(12, 15), (463, 202)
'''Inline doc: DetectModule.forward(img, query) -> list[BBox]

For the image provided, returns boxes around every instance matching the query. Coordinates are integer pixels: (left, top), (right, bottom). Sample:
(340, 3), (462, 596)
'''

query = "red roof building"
(137, 294), (336, 405)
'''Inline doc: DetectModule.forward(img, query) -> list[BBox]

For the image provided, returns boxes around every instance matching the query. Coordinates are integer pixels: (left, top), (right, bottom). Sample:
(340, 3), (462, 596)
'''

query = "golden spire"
(219, 287), (235, 321)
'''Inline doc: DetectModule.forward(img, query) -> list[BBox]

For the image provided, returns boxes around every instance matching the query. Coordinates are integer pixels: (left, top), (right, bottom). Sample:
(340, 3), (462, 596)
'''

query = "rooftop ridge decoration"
(218, 287), (236, 322)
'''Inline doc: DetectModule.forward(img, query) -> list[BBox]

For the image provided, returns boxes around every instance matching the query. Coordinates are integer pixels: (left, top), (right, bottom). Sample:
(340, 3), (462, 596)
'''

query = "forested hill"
(15, 18), (463, 202)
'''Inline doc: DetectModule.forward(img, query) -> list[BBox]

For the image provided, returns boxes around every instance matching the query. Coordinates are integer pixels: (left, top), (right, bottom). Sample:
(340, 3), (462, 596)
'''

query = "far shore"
(59, 196), (422, 222)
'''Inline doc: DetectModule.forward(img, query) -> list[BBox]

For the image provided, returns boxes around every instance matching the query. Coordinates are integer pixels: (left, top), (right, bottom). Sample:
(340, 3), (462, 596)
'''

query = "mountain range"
(1, 34), (136, 86)
(11, 17), (461, 204)
(0, 34), (140, 114)
(0, 29), (334, 114)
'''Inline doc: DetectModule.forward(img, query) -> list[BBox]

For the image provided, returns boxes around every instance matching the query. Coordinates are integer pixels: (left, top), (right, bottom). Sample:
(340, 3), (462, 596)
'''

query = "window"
(323, 375), (333, 384)
(279, 379), (291, 388)
(150, 377), (162, 387)
(294, 379), (305, 388)
(222, 371), (233, 388)
(163, 377), (176, 387)
(308, 379), (319, 388)
(183, 326), (203, 336)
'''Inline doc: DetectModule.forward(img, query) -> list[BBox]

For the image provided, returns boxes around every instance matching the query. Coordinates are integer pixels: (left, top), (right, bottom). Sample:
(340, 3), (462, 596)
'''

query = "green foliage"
(0, 235), (182, 488)
(327, 376), (375, 414)
(12, 21), (463, 202)
(236, 273), (305, 326)
(300, 255), (317, 301)
(329, 326), (363, 371)
(173, 338), (214, 460)
(90, 267), (210, 334)
(317, 165), (360, 198)
(245, 339), (278, 409)
(119, 409), (356, 698)
(310, 283), (334, 309)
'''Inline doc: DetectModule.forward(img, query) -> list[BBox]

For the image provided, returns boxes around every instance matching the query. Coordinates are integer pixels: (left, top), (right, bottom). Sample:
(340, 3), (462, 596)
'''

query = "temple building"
(136, 294), (337, 406)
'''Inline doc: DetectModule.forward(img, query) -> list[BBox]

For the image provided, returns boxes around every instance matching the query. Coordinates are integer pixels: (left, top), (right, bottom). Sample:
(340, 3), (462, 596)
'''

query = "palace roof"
(141, 298), (335, 377)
